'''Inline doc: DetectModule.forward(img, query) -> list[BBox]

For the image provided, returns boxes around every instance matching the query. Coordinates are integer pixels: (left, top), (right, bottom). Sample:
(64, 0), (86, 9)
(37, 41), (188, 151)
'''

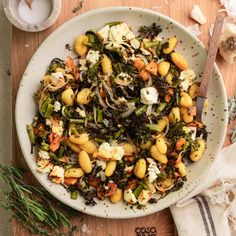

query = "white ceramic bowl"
(15, 7), (228, 218)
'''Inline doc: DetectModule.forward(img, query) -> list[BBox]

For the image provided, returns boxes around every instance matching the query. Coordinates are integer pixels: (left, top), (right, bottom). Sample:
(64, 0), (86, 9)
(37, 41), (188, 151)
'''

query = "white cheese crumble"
(45, 119), (51, 127)
(183, 126), (197, 141)
(138, 189), (152, 205)
(38, 150), (50, 159)
(97, 142), (124, 161)
(140, 87), (158, 105)
(76, 107), (86, 117)
(37, 159), (53, 173)
(53, 101), (61, 112)
(51, 72), (64, 85)
(97, 25), (110, 42)
(124, 189), (137, 204)
(86, 50), (100, 65)
(79, 59), (88, 71)
(52, 120), (64, 137)
(148, 162), (161, 183)
(49, 166), (65, 178)
(179, 69), (196, 91)
(190, 5), (207, 25)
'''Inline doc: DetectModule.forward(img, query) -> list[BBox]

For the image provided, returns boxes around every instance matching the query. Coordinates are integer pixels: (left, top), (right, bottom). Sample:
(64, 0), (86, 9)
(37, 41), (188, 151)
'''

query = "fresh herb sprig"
(0, 164), (80, 236)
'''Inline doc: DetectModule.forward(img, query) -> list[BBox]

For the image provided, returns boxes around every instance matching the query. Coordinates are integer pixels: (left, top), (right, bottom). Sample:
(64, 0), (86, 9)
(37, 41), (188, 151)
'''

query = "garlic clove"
(190, 5), (207, 25)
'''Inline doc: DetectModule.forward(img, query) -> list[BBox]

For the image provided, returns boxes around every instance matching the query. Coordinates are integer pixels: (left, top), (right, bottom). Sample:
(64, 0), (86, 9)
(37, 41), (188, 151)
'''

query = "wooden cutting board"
(12, 0), (236, 235)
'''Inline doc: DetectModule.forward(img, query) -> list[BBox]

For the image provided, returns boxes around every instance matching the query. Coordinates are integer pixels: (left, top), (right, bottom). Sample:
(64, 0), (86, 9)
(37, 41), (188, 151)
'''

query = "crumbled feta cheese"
(179, 69), (196, 91)
(37, 159), (53, 173)
(49, 166), (65, 178)
(76, 107), (86, 117)
(53, 101), (61, 112)
(79, 59), (88, 71)
(190, 5), (206, 25)
(148, 162), (160, 183)
(109, 23), (135, 44)
(52, 120), (64, 137)
(138, 189), (152, 205)
(97, 142), (124, 160)
(45, 119), (51, 127)
(38, 150), (50, 160)
(86, 50), (100, 65)
(186, 24), (201, 37)
(140, 87), (159, 105)
(97, 25), (110, 42)
(51, 72), (64, 85)
(124, 189), (137, 204)
(183, 126), (197, 141)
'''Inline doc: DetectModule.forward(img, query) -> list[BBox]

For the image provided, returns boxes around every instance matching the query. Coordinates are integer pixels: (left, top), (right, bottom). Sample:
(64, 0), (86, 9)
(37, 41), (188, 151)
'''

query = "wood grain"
(12, 0), (236, 235)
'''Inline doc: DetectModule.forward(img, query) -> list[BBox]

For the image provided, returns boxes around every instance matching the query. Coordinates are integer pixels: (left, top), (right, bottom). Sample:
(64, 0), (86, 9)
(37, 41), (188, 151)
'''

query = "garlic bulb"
(219, 18), (236, 64)
(190, 5), (206, 25)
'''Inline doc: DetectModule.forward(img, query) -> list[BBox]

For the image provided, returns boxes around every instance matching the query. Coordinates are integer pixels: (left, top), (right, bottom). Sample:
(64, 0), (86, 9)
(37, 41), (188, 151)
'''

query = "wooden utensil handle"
(199, 14), (224, 97)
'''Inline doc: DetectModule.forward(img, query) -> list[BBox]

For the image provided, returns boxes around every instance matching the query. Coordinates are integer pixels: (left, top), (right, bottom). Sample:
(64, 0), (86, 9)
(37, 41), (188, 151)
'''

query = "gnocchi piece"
(163, 37), (178, 54)
(180, 91), (193, 108)
(161, 178), (174, 188)
(105, 160), (117, 177)
(79, 140), (97, 154)
(165, 73), (173, 85)
(180, 107), (194, 123)
(134, 158), (146, 179)
(190, 139), (206, 161)
(156, 117), (169, 132)
(78, 151), (92, 173)
(169, 107), (181, 124)
(61, 88), (74, 106)
(189, 83), (200, 99)
(175, 162), (187, 177)
(158, 61), (170, 76)
(66, 140), (81, 153)
(74, 35), (89, 56)
(101, 54), (113, 76)
(171, 52), (188, 71)
(140, 140), (152, 150)
(76, 88), (92, 105)
(155, 136), (167, 154)
(150, 145), (168, 164)
(69, 133), (89, 145)
(110, 189), (123, 203)
(64, 168), (84, 178)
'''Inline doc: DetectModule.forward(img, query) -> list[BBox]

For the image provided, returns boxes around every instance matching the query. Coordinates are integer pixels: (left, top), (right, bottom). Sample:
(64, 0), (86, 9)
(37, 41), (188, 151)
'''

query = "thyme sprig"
(0, 164), (80, 236)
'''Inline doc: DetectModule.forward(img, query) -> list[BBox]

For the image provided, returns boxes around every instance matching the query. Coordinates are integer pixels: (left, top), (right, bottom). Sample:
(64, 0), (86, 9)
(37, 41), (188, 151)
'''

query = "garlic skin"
(190, 5), (206, 25)
(219, 21), (236, 64)
(186, 24), (201, 37)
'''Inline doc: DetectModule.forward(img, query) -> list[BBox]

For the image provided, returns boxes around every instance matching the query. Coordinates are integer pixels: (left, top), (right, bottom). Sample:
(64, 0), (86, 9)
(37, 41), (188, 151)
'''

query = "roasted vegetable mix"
(27, 22), (207, 207)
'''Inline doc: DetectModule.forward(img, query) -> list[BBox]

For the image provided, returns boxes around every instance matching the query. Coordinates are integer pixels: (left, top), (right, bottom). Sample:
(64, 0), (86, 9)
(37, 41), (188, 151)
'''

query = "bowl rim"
(15, 6), (228, 218)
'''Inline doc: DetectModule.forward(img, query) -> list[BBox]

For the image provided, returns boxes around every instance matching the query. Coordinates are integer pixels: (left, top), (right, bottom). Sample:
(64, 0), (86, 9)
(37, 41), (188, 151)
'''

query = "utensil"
(196, 15), (224, 121)
(15, 7), (228, 218)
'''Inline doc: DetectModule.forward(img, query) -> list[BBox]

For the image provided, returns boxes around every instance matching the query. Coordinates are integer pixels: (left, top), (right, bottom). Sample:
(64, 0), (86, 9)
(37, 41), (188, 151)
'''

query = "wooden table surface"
(12, 0), (236, 235)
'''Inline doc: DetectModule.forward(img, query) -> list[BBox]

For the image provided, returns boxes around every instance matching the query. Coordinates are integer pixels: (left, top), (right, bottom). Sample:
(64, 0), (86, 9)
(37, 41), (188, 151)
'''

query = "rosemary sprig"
(0, 164), (80, 236)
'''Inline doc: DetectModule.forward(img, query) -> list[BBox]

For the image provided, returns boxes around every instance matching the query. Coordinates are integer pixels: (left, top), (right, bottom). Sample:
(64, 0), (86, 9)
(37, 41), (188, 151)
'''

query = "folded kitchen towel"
(170, 142), (236, 236)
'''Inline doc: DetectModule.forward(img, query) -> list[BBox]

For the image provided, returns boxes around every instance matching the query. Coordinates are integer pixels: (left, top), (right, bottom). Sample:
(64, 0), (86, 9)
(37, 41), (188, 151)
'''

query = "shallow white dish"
(15, 7), (228, 219)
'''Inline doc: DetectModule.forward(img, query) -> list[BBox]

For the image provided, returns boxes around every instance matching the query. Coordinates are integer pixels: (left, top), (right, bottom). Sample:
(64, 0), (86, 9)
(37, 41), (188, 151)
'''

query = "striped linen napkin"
(170, 142), (236, 236)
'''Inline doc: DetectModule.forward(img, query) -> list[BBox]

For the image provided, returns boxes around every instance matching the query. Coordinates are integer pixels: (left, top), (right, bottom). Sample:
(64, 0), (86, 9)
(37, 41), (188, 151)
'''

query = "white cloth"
(170, 142), (236, 236)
